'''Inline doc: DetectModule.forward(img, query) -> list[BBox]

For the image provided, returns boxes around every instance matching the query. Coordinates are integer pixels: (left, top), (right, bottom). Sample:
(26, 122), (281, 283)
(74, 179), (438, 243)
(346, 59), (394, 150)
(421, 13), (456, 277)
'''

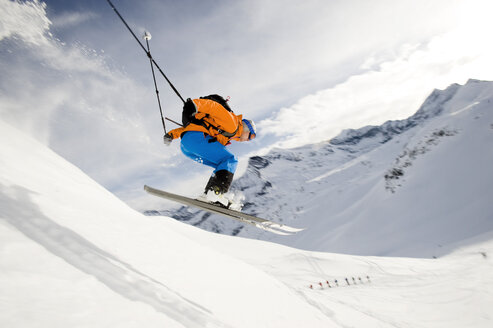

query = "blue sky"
(1, 0), (493, 210)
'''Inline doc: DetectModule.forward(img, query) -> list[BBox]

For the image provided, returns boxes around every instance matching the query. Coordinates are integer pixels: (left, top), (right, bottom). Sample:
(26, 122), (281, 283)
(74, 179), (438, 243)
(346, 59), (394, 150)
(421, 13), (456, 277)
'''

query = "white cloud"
(165, 0), (466, 119)
(258, 0), (493, 149)
(50, 11), (98, 28)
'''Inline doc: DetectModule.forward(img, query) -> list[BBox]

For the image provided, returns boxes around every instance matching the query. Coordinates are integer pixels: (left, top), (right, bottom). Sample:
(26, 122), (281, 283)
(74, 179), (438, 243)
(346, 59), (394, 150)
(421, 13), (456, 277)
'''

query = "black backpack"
(200, 94), (232, 112)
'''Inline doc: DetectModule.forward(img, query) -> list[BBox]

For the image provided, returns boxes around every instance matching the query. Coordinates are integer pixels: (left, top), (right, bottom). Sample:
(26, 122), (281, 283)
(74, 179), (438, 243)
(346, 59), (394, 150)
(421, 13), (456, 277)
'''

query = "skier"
(163, 95), (256, 207)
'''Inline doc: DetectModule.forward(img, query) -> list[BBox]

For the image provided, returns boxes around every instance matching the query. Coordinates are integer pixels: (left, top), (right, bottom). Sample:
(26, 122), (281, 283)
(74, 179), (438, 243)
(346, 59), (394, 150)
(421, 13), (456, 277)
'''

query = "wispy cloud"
(50, 11), (98, 28)
(159, 0), (467, 118)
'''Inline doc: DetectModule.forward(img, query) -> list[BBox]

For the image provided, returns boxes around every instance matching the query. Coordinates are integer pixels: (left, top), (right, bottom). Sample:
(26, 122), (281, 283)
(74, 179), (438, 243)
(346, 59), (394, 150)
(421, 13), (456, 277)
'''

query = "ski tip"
(257, 222), (305, 235)
(280, 226), (306, 233)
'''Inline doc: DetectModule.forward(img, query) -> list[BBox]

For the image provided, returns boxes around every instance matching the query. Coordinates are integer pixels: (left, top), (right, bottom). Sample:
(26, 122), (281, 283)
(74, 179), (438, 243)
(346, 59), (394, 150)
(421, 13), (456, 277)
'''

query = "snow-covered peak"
(330, 81), (462, 146)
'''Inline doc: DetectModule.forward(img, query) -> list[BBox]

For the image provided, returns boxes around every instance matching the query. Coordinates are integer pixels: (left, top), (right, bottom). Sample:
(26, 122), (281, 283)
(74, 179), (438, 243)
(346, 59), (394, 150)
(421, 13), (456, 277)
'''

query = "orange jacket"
(167, 98), (244, 146)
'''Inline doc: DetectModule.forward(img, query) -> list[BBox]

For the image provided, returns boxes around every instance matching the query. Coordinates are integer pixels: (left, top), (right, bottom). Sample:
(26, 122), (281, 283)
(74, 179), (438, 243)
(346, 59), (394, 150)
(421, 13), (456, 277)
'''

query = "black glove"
(163, 133), (173, 146)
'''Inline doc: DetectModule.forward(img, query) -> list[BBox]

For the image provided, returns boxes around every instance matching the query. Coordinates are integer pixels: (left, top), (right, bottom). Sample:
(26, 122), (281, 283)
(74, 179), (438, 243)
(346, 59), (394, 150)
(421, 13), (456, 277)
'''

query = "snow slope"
(1, 84), (493, 327)
(158, 80), (493, 259)
(0, 120), (332, 327)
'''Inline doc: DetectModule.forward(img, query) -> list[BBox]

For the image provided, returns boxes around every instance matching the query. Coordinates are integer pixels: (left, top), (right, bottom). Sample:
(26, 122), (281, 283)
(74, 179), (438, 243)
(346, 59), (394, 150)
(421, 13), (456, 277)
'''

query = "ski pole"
(143, 31), (167, 133)
(164, 116), (183, 127)
(105, 0), (186, 104)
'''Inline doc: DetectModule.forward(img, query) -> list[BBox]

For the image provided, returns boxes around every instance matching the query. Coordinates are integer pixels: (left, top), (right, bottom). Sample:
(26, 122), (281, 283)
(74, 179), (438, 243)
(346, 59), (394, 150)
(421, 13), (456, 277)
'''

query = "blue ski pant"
(180, 131), (238, 174)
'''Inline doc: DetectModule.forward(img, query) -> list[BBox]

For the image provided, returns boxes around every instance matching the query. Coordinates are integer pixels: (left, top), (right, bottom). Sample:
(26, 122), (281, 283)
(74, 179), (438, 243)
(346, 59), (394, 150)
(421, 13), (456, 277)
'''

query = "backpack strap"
(217, 124), (239, 138)
(190, 114), (239, 138)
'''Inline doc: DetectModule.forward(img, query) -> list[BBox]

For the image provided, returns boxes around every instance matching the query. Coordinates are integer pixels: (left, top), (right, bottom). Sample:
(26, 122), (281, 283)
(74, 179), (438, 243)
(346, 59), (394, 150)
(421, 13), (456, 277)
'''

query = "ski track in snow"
(450, 101), (480, 116)
(0, 184), (228, 328)
(307, 155), (368, 183)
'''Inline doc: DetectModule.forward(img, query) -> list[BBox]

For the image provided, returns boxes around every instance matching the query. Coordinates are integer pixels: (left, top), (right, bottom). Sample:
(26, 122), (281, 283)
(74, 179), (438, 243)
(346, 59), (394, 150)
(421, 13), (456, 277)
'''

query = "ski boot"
(197, 170), (237, 209)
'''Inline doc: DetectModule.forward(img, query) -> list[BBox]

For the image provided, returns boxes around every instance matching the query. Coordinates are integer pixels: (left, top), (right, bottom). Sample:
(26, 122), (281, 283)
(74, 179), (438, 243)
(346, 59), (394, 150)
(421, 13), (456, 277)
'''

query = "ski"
(144, 185), (304, 235)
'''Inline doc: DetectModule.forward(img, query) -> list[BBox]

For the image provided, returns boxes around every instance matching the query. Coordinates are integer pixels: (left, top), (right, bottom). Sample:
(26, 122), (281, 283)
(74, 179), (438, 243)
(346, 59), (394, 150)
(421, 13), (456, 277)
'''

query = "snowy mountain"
(1, 81), (493, 327)
(151, 79), (493, 258)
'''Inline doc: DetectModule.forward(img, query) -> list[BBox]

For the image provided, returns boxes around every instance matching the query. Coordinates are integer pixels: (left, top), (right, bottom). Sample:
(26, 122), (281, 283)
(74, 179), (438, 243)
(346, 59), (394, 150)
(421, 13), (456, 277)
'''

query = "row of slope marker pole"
(309, 276), (371, 289)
